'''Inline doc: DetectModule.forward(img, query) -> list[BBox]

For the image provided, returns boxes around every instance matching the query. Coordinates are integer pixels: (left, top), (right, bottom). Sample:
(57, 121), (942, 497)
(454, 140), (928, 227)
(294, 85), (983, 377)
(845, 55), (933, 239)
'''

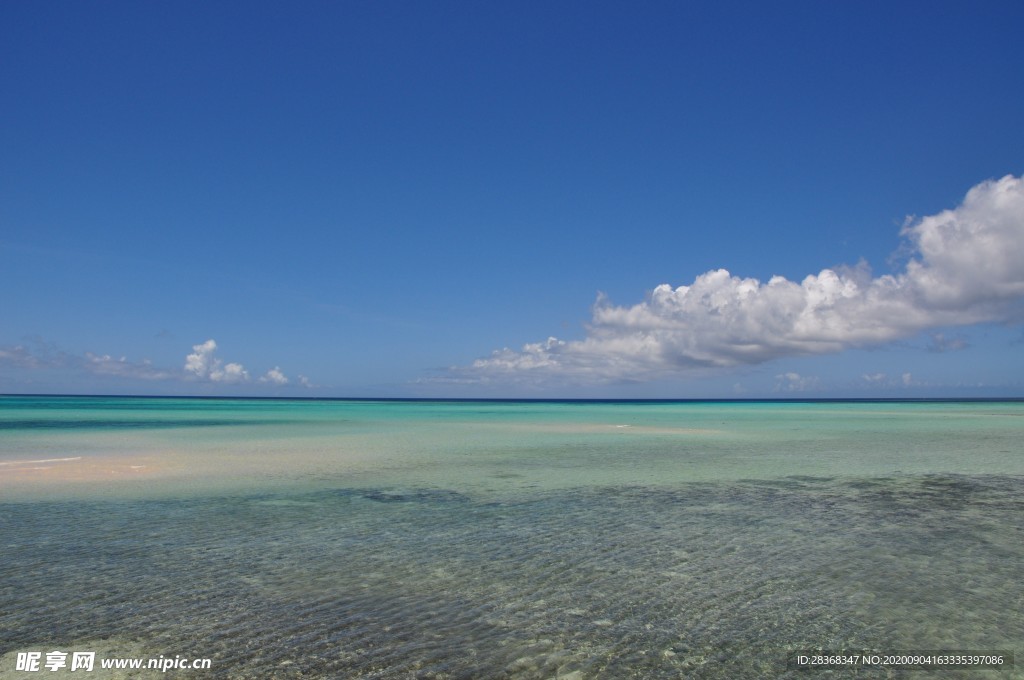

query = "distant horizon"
(4, 393), (1023, 404)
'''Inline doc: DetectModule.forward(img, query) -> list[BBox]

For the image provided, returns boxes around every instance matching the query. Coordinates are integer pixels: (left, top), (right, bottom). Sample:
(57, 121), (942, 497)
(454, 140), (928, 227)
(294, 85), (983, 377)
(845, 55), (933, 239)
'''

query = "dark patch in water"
(844, 478), (892, 490)
(0, 418), (294, 431)
(360, 489), (469, 505)
(784, 475), (836, 483)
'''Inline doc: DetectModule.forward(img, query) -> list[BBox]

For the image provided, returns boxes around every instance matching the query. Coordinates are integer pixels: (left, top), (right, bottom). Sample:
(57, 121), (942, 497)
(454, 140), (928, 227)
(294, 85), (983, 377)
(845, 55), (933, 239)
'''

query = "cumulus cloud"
(184, 339), (219, 378)
(260, 366), (289, 385)
(184, 339), (251, 383)
(451, 175), (1024, 385)
(214, 362), (250, 383)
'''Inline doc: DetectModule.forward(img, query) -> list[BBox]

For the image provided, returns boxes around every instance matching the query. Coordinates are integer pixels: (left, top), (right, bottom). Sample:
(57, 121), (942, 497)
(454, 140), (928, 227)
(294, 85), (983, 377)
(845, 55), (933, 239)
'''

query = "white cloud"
(3, 337), (306, 389)
(212, 362), (249, 383)
(185, 339), (250, 383)
(450, 175), (1024, 385)
(84, 353), (172, 380)
(260, 366), (289, 385)
(1, 343), (169, 380)
(0, 346), (41, 369)
(927, 332), (969, 353)
(184, 339), (220, 378)
(773, 372), (819, 392)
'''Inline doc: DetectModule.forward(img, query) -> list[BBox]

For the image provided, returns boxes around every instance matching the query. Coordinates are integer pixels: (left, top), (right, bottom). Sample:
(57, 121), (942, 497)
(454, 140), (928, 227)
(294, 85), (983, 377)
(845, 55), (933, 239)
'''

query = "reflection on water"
(2, 474), (1021, 678)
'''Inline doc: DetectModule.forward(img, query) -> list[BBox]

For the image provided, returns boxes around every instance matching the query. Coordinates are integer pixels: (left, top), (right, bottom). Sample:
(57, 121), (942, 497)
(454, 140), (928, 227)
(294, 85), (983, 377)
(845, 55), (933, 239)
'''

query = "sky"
(2, 1), (1023, 398)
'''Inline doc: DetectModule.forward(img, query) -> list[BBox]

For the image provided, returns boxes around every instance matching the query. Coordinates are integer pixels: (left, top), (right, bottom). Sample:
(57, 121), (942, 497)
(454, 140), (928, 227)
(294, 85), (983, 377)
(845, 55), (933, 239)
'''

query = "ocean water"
(0, 396), (1021, 678)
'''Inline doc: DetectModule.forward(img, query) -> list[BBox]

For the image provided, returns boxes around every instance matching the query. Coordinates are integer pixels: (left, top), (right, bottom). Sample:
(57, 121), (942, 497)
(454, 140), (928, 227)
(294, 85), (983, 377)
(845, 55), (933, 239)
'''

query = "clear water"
(1, 397), (1022, 678)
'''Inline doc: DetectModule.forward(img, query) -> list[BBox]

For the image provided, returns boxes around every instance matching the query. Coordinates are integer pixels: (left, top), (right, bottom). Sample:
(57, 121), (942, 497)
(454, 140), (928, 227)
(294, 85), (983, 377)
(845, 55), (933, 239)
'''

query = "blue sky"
(2, 1), (1023, 398)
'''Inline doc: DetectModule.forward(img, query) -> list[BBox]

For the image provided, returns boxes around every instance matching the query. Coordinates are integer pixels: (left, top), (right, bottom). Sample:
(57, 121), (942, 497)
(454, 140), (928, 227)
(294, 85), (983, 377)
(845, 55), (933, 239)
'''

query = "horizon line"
(2, 393), (1023, 404)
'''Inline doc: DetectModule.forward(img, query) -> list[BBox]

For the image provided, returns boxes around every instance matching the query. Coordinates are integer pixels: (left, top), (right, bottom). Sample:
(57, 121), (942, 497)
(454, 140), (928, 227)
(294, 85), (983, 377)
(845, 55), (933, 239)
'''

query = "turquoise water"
(1, 397), (1022, 678)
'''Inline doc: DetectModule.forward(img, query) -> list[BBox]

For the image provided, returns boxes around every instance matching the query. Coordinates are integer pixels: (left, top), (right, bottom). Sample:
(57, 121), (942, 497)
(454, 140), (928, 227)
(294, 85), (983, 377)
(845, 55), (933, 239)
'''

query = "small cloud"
(927, 332), (969, 353)
(902, 372), (913, 387)
(212, 362), (249, 383)
(260, 367), (289, 385)
(185, 340), (250, 383)
(84, 353), (172, 380)
(773, 372), (819, 392)
(3, 343), (169, 380)
(298, 375), (316, 388)
(185, 339), (220, 379)
(862, 372), (887, 383)
(0, 345), (42, 369)
(0, 338), (70, 370)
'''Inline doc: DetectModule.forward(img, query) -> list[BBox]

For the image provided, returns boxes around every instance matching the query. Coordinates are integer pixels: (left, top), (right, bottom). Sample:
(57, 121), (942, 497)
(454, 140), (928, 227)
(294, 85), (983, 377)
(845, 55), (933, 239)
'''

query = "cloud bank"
(0, 342), (172, 381)
(2, 338), (309, 389)
(184, 340), (307, 387)
(84, 353), (173, 380)
(451, 174), (1024, 385)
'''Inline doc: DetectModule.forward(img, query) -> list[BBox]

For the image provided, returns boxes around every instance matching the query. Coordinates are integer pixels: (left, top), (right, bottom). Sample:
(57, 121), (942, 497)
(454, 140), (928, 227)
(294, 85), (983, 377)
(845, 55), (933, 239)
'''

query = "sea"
(0, 396), (1021, 678)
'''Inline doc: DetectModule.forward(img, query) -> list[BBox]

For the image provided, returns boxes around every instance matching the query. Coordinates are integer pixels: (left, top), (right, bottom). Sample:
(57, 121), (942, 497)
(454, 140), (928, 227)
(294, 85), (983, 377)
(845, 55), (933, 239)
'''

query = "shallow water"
(1, 398), (1022, 678)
